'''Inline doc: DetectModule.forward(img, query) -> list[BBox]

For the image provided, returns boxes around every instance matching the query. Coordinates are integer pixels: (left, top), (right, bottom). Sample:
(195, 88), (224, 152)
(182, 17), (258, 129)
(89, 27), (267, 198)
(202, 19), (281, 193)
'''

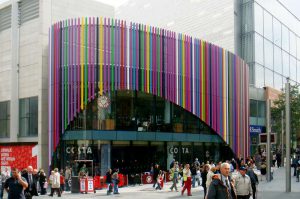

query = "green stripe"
(85, 17), (88, 105)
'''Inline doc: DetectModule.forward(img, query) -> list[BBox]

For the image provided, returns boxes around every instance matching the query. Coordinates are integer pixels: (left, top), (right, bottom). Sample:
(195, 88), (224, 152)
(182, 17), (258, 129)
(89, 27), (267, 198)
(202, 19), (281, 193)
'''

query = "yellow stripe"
(99, 17), (103, 95)
(81, 17), (84, 110)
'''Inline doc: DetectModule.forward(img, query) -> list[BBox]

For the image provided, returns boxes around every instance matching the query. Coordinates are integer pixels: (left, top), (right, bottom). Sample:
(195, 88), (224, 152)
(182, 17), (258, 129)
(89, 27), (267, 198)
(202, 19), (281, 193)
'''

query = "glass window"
(254, 3), (263, 35)
(263, 11), (273, 41)
(264, 39), (273, 69)
(273, 18), (281, 47)
(255, 34), (264, 65)
(297, 60), (300, 83)
(250, 100), (257, 117)
(265, 68), (273, 87)
(19, 97), (38, 137)
(282, 25), (289, 52)
(297, 37), (300, 60)
(249, 63), (255, 86)
(0, 101), (10, 138)
(290, 32), (296, 57)
(290, 56), (297, 81)
(255, 64), (264, 88)
(282, 51), (289, 78)
(257, 100), (266, 118)
(274, 46), (282, 73)
(274, 73), (283, 91)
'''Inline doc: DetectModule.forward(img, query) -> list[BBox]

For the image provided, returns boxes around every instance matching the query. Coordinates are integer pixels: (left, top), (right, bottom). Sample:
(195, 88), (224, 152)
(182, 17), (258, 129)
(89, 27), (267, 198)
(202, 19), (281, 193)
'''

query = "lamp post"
(285, 79), (291, 192)
(266, 99), (271, 182)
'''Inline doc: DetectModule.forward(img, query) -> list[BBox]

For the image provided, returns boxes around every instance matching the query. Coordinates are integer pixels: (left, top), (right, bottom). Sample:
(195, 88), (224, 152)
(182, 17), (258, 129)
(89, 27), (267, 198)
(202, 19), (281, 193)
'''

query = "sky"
(0, 0), (299, 19)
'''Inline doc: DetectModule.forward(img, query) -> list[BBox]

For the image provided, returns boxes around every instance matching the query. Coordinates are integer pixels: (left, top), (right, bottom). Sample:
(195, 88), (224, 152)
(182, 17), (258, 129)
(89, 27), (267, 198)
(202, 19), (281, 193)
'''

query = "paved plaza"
(23, 167), (298, 199)
(2, 167), (299, 199)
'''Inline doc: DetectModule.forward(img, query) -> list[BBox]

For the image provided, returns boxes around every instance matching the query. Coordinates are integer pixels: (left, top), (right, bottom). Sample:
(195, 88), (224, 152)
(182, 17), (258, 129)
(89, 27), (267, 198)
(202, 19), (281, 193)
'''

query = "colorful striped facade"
(49, 17), (249, 164)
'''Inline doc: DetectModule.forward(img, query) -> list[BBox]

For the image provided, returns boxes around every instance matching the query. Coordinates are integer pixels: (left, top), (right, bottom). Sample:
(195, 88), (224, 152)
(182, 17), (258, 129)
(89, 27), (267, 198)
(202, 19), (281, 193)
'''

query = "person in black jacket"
(22, 166), (38, 199)
(152, 164), (159, 189)
(38, 169), (47, 195)
(106, 169), (113, 195)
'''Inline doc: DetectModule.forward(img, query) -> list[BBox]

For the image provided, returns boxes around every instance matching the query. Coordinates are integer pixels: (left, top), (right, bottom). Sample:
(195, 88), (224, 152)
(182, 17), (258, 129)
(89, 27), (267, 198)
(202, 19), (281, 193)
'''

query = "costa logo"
(146, 176), (153, 183)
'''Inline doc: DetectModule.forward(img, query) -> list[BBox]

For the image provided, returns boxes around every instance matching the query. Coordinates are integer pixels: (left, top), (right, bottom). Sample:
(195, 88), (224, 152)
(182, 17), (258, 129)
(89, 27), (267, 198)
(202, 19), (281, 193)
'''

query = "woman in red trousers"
(181, 164), (192, 196)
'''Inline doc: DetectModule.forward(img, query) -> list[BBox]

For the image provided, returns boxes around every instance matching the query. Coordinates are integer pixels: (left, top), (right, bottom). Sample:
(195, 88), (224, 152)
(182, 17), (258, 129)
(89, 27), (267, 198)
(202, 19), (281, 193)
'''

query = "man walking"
(234, 166), (252, 199)
(4, 168), (28, 199)
(206, 162), (237, 199)
(22, 166), (38, 198)
(246, 163), (258, 199)
(169, 162), (179, 192)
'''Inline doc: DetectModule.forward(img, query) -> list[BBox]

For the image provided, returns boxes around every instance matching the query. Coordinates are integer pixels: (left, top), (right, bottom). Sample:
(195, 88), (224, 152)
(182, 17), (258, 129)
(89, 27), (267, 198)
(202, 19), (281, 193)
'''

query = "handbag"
(43, 181), (48, 189)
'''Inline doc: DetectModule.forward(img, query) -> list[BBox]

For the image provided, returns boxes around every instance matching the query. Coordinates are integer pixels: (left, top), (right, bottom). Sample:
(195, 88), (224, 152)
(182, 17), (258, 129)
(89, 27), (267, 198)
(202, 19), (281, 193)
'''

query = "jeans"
(112, 179), (119, 193)
(170, 177), (178, 191)
(192, 175), (196, 188)
(0, 183), (3, 199)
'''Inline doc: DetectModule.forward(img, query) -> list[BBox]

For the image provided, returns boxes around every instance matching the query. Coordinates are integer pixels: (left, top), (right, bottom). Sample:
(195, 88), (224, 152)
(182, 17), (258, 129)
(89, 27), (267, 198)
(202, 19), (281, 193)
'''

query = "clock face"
(97, 95), (110, 109)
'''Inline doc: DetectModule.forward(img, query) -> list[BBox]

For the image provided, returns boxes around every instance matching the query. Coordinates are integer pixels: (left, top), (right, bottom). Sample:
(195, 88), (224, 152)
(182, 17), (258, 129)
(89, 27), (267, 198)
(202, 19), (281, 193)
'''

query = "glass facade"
(0, 101), (10, 138)
(69, 91), (212, 134)
(19, 97), (38, 137)
(243, 1), (300, 90)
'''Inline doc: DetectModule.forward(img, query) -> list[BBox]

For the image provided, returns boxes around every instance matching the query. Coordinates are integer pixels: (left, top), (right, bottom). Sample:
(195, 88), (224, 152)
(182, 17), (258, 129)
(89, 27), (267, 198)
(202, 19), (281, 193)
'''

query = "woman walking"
(201, 164), (210, 198)
(39, 169), (47, 195)
(169, 162), (179, 192)
(181, 164), (192, 196)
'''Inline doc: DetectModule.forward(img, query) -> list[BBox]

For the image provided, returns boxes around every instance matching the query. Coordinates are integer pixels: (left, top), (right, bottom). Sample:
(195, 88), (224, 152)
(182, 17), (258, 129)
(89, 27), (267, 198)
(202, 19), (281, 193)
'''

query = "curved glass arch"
(68, 90), (215, 135)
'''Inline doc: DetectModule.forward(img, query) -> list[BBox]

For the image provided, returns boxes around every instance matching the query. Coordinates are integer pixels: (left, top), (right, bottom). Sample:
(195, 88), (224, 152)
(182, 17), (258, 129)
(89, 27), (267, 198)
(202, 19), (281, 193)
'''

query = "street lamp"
(285, 78), (291, 192)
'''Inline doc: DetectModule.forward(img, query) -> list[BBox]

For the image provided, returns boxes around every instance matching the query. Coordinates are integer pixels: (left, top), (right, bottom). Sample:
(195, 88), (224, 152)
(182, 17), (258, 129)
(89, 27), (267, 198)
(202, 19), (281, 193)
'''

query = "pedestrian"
(234, 166), (252, 199)
(169, 162), (179, 192)
(206, 163), (237, 199)
(272, 153), (276, 167)
(49, 168), (61, 197)
(246, 163), (258, 199)
(112, 169), (120, 194)
(152, 164), (159, 189)
(39, 169), (47, 195)
(201, 164), (210, 198)
(59, 172), (65, 194)
(64, 167), (71, 191)
(206, 166), (216, 190)
(191, 164), (197, 188)
(4, 167), (28, 199)
(22, 166), (38, 198)
(276, 152), (282, 168)
(106, 169), (113, 195)
(181, 164), (192, 196)
(1, 167), (10, 199)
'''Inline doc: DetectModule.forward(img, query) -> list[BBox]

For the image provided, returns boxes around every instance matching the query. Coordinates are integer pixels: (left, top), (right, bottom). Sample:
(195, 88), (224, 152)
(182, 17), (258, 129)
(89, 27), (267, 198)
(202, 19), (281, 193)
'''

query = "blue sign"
(249, 125), (265, 134)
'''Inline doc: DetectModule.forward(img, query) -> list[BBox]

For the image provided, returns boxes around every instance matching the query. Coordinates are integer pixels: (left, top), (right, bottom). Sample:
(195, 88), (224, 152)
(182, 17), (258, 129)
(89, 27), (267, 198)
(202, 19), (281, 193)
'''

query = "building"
(114, 0), (300, 154)
(0, 0), (114, 172)
(48, 17), (249, 175)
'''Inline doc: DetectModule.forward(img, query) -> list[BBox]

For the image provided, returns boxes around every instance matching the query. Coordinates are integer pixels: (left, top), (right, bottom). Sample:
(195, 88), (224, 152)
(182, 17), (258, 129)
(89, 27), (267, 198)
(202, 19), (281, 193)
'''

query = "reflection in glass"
(274, 46), (282, 73)
(273, 18), (281, 47)
(274, 73), (283, 91)
(282, 51), (289, 77)
(255, 34), (264, 65)
(254, 3), (263, 35)
(263, 11), (273, 41)
(264, 39), (273, 69)
(255, 64), (264, 88)
(282, 25), (289, 52)
(289, 32), (296, 57)
(265, 68), (273, 87)
(69, 91), (212, 135)
(290, 56), (297, 81)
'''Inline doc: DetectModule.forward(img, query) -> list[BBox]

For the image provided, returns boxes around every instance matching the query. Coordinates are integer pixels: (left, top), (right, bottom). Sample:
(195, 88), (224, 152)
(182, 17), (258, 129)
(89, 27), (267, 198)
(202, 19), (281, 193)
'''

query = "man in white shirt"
(234, 166), (252, 199)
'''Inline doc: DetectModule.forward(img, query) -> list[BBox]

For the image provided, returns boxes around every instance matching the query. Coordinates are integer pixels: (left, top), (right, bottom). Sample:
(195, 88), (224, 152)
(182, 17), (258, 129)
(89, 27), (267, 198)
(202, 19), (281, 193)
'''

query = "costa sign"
(66, 146), (92, 154)
(168, 147), (189, 154)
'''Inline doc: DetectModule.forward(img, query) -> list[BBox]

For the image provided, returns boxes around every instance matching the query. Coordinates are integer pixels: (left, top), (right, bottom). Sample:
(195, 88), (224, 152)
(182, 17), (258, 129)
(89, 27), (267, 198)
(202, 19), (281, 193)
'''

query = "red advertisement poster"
(0, 145), (37, 171)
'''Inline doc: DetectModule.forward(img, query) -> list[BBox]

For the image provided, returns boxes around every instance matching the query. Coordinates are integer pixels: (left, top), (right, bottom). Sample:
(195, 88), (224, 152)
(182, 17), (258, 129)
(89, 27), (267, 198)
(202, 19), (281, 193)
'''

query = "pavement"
(3, 167), (299, 198)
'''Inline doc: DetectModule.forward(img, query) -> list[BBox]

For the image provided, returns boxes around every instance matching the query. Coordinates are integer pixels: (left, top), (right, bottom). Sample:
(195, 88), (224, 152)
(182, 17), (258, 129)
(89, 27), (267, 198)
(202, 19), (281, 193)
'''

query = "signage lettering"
(66, 147), (93, 154)
(169, 147), (189, 154)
